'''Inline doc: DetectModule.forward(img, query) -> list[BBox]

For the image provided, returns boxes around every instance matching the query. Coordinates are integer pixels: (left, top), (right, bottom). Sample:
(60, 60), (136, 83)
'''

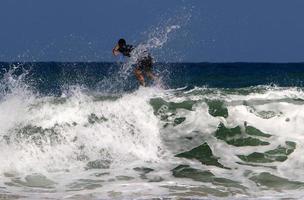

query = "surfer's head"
(118, 38), (126, 47)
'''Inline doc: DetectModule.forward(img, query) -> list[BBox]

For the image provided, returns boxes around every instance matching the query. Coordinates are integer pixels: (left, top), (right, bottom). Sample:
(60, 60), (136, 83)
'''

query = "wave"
(1, 73), (304, 198)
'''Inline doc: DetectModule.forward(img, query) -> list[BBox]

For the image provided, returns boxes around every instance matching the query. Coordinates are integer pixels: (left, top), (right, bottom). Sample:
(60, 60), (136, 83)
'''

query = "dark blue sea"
(1, 62), (304, 95)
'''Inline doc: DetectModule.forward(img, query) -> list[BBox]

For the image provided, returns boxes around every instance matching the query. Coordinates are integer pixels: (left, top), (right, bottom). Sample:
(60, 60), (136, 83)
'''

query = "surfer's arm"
(112, 45), (120, 56)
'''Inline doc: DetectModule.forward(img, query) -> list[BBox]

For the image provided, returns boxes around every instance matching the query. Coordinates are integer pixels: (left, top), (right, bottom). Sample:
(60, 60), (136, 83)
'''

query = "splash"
(118, 24), (181, 80)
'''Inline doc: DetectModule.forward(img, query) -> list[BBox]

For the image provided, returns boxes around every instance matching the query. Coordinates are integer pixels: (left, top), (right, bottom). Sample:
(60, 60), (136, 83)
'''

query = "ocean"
(1, 61), (304, 199)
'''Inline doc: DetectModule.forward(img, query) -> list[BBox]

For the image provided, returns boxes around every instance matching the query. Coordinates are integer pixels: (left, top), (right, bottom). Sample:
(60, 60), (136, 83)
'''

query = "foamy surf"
(1, 75), (304, 199)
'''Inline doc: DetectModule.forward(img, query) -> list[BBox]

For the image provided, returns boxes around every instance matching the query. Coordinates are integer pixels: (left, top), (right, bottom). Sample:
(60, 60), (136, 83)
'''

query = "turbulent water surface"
(1, 62), (304, 200)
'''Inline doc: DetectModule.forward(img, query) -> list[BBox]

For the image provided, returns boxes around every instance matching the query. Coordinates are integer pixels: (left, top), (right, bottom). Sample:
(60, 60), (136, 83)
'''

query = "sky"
(0, 0), (303, 62)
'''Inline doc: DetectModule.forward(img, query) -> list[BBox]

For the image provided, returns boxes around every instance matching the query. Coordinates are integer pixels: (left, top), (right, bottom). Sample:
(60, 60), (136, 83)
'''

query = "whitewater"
(1, 66), (304, 199)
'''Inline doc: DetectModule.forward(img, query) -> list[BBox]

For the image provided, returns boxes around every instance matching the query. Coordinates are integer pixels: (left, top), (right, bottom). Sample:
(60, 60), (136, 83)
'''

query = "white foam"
(0, 87), (165, 176)
(2, 75), (304, 198)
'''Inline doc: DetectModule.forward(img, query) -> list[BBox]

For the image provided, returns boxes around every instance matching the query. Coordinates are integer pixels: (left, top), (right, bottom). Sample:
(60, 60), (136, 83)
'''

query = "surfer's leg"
(143, 56), (155, 80)
(134, 68), (145, 86)
(146, 71), (156, 80)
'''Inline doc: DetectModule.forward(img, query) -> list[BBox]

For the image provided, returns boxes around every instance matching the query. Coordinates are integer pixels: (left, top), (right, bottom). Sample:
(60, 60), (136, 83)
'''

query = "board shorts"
(136, 55), (153, 72)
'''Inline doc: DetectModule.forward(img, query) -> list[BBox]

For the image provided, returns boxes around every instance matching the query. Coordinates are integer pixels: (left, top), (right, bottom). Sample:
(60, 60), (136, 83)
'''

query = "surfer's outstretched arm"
(112, 45), (120, 56)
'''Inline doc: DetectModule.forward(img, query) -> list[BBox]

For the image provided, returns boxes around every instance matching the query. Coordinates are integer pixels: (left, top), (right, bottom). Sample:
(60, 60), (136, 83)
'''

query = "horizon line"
(1, 61), (304, 64)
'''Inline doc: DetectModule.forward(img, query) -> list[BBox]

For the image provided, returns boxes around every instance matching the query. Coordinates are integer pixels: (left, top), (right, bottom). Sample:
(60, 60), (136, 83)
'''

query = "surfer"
(112, 38), (156, 86)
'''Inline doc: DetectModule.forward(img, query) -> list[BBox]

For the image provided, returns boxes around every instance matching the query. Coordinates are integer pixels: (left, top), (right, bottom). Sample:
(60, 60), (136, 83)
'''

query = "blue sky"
(0, 0), (303, 62)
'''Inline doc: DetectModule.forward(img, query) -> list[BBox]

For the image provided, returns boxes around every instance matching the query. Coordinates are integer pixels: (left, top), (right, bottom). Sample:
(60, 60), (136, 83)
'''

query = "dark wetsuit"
(118, 44), (134, 57)
(118, 45), (153, 71)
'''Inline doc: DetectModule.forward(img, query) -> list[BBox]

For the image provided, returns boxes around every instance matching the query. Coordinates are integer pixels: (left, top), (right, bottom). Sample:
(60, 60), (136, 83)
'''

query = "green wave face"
(150, 87), (304, 197)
